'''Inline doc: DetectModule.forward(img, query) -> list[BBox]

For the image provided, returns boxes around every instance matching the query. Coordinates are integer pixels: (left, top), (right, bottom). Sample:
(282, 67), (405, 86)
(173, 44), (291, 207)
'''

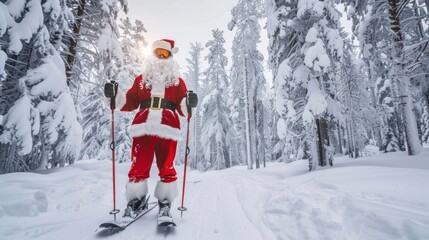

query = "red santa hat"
(152, 39), (179, 54)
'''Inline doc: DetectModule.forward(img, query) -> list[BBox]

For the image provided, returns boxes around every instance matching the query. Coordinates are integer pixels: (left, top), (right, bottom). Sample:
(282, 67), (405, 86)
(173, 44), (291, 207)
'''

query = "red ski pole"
(178, 109), (192, 218)
(108, 82), (120, 221)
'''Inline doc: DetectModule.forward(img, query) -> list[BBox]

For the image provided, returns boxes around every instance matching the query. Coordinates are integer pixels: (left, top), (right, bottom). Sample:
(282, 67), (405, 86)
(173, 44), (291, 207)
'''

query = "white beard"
(141, 55), (180, 89)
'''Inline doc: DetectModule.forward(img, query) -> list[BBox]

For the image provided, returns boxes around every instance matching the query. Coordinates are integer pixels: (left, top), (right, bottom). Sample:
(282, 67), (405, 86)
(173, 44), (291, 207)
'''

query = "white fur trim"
(154, 181), (178, 202)
(125, 180), (148, 202)
(146, 105), (163, 124)
(116, 90), (126, 110)
(152, 40), (172, 52)
(150, 82), (165, 96)
(128, 122), (182, 141)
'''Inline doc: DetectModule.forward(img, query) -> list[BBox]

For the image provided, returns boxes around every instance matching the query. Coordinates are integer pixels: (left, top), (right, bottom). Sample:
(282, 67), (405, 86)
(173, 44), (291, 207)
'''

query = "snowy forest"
(0, 0), (428, 174)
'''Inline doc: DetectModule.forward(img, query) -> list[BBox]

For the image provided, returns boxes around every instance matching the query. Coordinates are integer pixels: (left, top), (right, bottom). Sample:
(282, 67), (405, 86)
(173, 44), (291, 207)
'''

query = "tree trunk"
(393, 111), (406, 151)
(257, 101), (266, 168)
(426, 88), (429, 108)
(254, 101), (261, 169)
(223, 142), (230, 168)
(316, 117), (330, 166)
(346, 120), (355, 158)
(308, 125), (318, 171)
(243, 64), (253, 170)
(342, 126), (347, 154)
(66, 0), (86, 86)
(387, 0), (421, 155)
(337, 122), (343, 154)
(369, 84), (384, 151)
(37, 131), (49, 170)
(210, 139), (216, 168)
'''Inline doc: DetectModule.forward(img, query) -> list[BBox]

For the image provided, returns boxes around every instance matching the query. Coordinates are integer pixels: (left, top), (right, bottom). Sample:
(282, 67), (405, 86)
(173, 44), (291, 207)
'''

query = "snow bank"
(0, 172), (48, 218)
(264, 163), (429, 239)
(0, 149), (428, 239)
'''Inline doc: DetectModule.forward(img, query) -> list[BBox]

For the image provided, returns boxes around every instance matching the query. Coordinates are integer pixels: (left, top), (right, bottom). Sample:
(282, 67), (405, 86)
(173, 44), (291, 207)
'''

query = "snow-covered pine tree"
(405, 0), (429, 146)
(345, 0), (424, 155)
(266, 0), (344, 170)
(200, 29), (233, 170)
(131, 20), (147, 52)
(383, 0), (422, 155)
(65, 0), (84, 89)
(0, 0), (81, 172)
(78, 0), (128, 161)
(229, 0), (267, 169)
(130, 19), (147, 72)
(184, 42), (204, 170)
(340, 46), (377, 157)
(264, 85), (280, 163)
(64, 0), (127, 90)
(346, 2), (406, 152)
(376, 74), (405, 152)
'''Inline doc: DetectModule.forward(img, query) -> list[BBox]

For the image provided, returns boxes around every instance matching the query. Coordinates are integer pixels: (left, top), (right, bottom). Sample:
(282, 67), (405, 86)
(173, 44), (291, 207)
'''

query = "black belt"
(140, 96), (176, 111)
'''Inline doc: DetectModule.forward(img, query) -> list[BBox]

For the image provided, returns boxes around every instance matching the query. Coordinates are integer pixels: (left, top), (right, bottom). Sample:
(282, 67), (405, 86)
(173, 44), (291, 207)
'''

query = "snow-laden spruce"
(78, 0), (131, 162)
(266, 0), (344, 168)
(229, 0), (268, 169)
(339, 47), (377, 157)
(0, 0), (81, 173)
(199, 29), (233, 170)
(345, 0), (425, 155)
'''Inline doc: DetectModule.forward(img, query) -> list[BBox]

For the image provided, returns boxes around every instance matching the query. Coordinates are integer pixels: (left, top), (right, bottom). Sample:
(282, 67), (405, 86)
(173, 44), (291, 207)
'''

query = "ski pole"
(108, 81), (120, 221)
(178, 107), (192, 218)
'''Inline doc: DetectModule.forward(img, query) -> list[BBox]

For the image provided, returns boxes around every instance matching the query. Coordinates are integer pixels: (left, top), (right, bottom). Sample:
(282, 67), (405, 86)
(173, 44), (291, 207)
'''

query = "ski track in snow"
(1, 149), (429, 240)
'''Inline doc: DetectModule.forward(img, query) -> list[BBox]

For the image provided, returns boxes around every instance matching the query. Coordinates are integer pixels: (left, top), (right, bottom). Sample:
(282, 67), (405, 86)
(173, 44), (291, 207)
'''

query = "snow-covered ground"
(1, 148), (429, 240)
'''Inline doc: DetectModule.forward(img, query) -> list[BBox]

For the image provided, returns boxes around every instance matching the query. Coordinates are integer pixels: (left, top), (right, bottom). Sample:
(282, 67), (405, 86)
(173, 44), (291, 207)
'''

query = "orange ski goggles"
(154, 48), (171, 58)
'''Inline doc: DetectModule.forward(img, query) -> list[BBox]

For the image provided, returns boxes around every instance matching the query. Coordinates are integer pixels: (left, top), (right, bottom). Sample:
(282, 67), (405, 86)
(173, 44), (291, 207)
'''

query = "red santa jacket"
(116, 74), (187, 141)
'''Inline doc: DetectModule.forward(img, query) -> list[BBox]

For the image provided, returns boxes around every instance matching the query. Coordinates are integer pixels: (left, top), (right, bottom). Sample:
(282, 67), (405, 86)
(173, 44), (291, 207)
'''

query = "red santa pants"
(128, 135), (177, 183)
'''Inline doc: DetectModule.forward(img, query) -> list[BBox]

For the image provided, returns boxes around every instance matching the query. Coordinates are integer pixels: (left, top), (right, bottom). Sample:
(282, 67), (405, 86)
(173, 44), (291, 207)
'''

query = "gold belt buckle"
(150, 95), (162, 110)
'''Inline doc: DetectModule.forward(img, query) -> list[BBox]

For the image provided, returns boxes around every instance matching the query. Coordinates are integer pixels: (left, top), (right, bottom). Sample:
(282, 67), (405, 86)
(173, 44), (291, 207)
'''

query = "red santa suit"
(114, 50), (187, 203)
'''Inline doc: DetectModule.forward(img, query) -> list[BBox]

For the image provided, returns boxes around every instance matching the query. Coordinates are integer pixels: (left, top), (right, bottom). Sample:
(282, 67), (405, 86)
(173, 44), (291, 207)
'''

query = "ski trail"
(171, 171), (266, 240)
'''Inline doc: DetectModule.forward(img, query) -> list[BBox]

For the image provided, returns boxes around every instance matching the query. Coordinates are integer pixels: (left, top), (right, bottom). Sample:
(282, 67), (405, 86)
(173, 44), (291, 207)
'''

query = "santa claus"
(104, 39), (197, 223)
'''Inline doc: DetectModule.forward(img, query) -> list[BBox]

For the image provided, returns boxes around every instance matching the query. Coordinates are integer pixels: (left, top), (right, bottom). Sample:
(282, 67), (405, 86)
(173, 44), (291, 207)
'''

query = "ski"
(98, 197), (158, 232)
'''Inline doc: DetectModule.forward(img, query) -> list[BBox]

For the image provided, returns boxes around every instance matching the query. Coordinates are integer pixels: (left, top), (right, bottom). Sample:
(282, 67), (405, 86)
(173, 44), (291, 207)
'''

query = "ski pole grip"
(112, 81), (117, 110)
